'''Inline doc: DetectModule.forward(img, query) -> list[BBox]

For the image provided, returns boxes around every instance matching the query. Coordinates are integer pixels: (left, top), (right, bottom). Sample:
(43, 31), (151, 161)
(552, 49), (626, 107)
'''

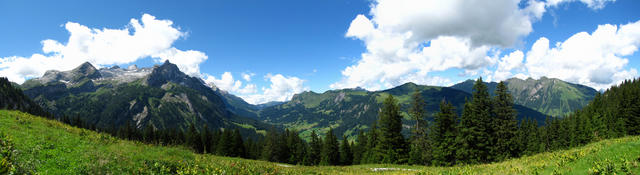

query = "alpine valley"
(16, 61), (595, 140)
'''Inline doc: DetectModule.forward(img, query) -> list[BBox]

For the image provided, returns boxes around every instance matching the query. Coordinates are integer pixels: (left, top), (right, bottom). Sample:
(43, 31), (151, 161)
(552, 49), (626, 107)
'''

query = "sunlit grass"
(1, 110), (638, 174)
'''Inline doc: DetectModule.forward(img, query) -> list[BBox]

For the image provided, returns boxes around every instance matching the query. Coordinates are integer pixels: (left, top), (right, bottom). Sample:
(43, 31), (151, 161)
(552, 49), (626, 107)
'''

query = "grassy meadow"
(1, 110), (639, 174)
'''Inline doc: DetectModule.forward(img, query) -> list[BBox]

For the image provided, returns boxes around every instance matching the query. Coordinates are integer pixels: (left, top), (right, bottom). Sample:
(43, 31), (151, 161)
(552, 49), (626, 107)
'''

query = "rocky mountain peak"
(71, 61), (101, 80)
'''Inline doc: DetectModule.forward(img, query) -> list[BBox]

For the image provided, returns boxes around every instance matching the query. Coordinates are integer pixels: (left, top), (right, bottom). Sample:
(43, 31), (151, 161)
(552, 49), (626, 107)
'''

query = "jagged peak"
(73, 61), (97, 73)
(70, 61), (101, 80)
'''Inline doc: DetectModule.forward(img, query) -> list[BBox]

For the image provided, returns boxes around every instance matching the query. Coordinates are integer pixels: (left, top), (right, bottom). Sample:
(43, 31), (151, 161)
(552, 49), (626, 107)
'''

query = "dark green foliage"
(320, 128), (339, 165)
(362, 121), (381, 164)
(457, 78), (493, 164)
(376, 95), (407, 164)
(262, 127), (285, 162)
(285, 129), (306, 164)
(307, 130), (322, 165)
(491, 82), (519, 161)
(339, 135), (353, 165)
(231, 129), (246, 158)
(431, 100), (457, 166)
(408, 89), (431, 165)
(352, 130), (366, 165)
(200, 125), (212, 154)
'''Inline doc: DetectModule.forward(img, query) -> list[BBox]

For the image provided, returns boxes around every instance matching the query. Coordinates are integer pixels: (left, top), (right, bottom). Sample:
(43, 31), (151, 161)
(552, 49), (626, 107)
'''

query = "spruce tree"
(352, 130), (366, 165)
(376, 94), (407, 164)
(308, 130), (322, 165)
(339, 135), (353, 165)
(216, 129), (233, 156)
(456, 77), (494, 164)
(491, 81), (518, 161)
(431, 99), (458, 166)
(408, 89), (430, 165)
(201, 125), (212, 154)
(321, 128), (340, 165)
(231, 128), (246, 158)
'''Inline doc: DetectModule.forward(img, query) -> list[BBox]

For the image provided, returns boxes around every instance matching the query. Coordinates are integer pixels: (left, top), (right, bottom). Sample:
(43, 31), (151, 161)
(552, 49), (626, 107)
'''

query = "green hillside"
(1, 110), (638, 174)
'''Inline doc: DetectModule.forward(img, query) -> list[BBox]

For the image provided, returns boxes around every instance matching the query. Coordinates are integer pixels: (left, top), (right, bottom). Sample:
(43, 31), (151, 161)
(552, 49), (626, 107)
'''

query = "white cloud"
(203, 72), (257, 94)
(547, 0), (616, 10)
(522, 20), (640, 90)
(0, 14), (207, 83)
(492, 50), (525, 81)
(241, 74), (308, 104)
(332, 0), (544, 90)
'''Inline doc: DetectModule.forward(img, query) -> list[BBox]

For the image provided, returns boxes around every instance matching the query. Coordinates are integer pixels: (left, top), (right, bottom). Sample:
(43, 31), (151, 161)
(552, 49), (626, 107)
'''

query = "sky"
(1, 0), (639, 104)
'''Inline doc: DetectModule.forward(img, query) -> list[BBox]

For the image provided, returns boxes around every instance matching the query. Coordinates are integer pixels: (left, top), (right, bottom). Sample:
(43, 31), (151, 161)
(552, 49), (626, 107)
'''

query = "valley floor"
(1, 110), (639, 174)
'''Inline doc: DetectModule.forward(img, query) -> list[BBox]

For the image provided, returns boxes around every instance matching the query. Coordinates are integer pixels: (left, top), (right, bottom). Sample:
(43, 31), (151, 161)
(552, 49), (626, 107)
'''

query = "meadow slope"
(0, 110), (639, 174)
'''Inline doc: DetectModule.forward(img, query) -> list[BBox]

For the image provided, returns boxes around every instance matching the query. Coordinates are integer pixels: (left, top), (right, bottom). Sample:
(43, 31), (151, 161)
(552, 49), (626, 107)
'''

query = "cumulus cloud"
(0, 14), (207, 84)
(332, 0), (544, 90)
(492, 50), (525, 81)
(242, 74), (308, 104)
(522, 20), (640, 90)
(335, 0), (624, 90)
(204, 72), (306, 104)
(203, 72), (257, 94)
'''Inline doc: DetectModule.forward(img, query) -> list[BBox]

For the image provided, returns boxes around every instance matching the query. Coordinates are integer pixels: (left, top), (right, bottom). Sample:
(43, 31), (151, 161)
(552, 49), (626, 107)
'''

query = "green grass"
(1, 110), (639, 174)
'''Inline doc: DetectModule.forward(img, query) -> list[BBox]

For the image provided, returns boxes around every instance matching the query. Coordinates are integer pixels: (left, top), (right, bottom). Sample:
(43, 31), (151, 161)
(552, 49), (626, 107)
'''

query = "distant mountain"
(450, 77), (598, 117)
(258, 82), (547, 139)
(21, 61), (271, 138)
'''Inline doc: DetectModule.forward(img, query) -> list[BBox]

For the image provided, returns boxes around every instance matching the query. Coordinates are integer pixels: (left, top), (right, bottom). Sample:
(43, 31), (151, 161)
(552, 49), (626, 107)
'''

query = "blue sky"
(1, 0), (639, 104)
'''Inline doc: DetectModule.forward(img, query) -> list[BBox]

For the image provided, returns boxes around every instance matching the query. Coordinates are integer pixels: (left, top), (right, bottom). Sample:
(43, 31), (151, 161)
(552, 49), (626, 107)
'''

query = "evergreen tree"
(308, 130), (322, 165)
(231, 128), (246, 158)
(200, 125), (212, 154)
(339, 135), (353, 165)
(352, 130), (366, 165)
(320, 128), (340, 165)
(143, 123), (155, 144)
(362, 121), (381, 164)
(431, 99), (458, 166)
(216, 129), (233, 156)
(491, 82), (519, 161)
(456, 78), (493, 164)
(376, 94), (407, 164)
(408, 89), (430, 165)
(261, 127), (284, 162)
(187, 122), (202, 153)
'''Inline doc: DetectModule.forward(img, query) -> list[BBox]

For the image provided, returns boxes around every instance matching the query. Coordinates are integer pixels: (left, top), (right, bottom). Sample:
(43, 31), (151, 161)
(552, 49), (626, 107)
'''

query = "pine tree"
(217, 129), (233, 156)
(339, 135), (353, 165)
(456, 79), (494, 164)
(376, 94), (407, 164)
(201, 125), (212, 154)
(308, 130), (322, 165)
(231, 128), (246, 158)
(261, 127), (283, 162)
(320, 128), (340, 165)
(187, 122), (202, 153)
(431, 99), (458, 166)
(491, 82), (518, 161)
(352, 130), (366, 165)
(363, 121), (381, 164)
(408, 89), (430, 165)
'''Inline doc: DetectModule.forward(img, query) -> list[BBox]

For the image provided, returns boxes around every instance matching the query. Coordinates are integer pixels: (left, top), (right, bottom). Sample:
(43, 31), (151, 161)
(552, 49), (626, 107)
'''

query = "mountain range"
(15, 61), (597, 140)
